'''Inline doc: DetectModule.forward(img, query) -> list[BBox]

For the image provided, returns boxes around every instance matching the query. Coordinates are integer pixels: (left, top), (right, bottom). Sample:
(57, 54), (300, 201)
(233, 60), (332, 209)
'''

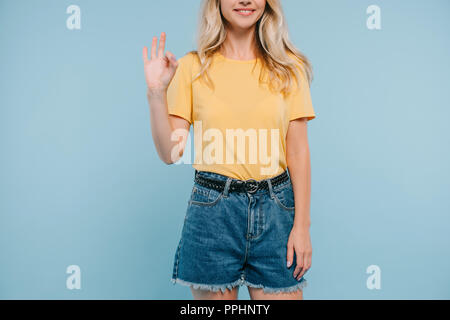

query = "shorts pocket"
(189, 184), (224, 207)
(272, 183), (295, 211)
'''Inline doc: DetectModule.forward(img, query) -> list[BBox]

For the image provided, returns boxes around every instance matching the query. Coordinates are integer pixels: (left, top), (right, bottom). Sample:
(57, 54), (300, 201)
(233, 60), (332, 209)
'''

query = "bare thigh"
(248, 287), (303, 300)
(191, 287), (239, 300)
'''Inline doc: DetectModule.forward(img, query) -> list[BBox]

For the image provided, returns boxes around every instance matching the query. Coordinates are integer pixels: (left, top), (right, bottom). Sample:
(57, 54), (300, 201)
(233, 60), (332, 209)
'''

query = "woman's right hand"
(143, 32), (178, 91)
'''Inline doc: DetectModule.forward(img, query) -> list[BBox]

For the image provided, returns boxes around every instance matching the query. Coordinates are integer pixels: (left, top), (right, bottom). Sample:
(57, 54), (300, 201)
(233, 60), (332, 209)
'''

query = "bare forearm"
(287, 148), (312, 230)
(146, 88), (179, 164)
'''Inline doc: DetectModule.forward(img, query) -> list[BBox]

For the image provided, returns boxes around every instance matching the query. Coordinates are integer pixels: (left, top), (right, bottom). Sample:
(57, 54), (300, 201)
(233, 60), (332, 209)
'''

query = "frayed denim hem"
(243, 278), (307, 294)
(171, 277), (243, 294)
(171, 277), (307, 295)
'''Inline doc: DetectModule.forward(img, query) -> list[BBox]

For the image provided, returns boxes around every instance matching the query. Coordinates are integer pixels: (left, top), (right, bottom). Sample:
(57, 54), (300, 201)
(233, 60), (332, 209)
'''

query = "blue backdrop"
(1, 0), (449, 299)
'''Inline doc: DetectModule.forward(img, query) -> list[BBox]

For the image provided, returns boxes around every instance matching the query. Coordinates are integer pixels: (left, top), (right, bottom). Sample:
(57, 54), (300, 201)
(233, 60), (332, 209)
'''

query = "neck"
(221, 25), (257, 60)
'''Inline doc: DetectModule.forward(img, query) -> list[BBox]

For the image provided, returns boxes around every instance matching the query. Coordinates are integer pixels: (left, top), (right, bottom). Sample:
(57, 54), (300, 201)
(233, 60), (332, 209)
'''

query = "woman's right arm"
(143, 32), (190, 164)
(146, 88), (190, 164)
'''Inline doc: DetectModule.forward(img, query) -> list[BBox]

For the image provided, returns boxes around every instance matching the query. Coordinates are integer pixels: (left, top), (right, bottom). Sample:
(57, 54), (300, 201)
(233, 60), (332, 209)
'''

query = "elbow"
(163, 158), (174, 165)
(160, 141), (186, 165)
(162, 155), (176, 165)
(162, 151), (184, 165)
(156, 149), (175, 165)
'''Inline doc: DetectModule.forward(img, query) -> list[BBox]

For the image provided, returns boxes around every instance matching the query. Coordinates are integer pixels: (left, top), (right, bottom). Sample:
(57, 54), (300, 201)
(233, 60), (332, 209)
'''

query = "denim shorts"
(171, 169), (308, 294)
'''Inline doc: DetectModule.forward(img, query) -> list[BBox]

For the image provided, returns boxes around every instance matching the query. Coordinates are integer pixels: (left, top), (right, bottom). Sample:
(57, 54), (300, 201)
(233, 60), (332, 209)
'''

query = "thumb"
(286, 241), (294, 268)
(165, 51), (178, 68)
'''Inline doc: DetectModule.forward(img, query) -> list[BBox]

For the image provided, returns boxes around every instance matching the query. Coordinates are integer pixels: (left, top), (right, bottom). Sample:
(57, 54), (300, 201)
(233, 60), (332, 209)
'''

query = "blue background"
(1, 0), (449, 299)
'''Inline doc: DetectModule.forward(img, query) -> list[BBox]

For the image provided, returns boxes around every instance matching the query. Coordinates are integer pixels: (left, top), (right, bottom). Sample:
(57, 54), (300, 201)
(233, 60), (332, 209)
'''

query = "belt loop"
(267, 178), (275, 199)
(223, 177), (232, 197)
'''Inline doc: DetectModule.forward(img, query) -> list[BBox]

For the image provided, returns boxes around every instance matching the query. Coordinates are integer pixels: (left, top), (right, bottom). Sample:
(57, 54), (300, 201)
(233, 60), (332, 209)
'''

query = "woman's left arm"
(285, 117), (313, 280)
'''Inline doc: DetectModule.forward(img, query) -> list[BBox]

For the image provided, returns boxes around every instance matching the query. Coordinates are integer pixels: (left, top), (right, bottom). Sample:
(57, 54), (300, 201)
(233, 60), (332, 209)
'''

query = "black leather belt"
(194, 170), (290, 194)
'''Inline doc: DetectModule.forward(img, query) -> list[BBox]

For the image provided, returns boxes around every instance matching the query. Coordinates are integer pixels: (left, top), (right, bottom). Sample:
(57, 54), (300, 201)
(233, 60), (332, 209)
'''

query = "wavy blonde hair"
(187, 0), (313, 97)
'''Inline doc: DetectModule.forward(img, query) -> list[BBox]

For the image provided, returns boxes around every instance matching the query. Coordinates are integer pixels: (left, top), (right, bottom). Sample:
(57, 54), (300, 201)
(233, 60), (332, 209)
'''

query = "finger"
(293, 265), (302, 278)
(162, 54), (169, 65)
(304, 251), (312, 270)
(302, 252), (312, 275)
(166, 51), (176, 63)
(151, 36), (157, 59)
(297, 270), (306, 279)
(293, 253), (304, 278)
(158, 31), (166, 58)
(297, 254), (307, 279)
(142, 46), (148, 63)
(286, 242), (294, 268)
(165, 52), (178, 69)
(296, 253), (306, 280)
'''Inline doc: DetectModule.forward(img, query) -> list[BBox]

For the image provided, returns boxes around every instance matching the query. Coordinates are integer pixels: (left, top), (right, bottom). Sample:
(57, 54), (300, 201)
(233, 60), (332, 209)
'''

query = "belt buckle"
(244, 179), (259, 193)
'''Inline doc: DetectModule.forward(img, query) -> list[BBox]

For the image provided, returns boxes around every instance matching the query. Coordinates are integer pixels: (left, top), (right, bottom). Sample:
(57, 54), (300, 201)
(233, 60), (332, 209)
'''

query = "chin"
(230, 19), (258, 29)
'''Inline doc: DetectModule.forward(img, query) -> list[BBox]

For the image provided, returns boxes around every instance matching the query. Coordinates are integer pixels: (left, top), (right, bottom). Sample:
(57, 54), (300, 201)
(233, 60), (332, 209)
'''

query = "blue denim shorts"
(171, 169), (307, 294)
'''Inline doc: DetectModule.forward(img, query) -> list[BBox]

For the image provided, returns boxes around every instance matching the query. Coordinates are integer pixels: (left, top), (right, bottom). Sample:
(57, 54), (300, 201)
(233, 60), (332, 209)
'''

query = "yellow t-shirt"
(166, 51), (316, 181)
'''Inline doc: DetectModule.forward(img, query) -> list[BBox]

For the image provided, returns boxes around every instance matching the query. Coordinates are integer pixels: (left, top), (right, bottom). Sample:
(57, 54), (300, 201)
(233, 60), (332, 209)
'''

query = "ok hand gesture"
(143, 32), (178, 91)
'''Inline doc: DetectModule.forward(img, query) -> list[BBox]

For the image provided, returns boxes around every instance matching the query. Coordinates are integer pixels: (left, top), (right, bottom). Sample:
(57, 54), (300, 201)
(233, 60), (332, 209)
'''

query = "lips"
(233, 9), (256, 16)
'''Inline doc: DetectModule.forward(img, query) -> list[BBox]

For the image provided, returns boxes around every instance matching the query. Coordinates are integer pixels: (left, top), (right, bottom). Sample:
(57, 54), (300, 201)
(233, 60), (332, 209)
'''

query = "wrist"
(147, 86), (167, 96)
(292, 220), (310, 231)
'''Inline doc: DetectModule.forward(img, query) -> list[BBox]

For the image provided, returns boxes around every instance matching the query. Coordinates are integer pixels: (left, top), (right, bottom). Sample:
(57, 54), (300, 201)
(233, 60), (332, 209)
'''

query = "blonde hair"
(187, 0), (313, 97)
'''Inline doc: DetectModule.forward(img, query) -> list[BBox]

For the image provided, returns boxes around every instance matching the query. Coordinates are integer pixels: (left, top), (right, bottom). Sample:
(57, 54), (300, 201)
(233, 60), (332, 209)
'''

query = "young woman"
(143, 0), (315, 300)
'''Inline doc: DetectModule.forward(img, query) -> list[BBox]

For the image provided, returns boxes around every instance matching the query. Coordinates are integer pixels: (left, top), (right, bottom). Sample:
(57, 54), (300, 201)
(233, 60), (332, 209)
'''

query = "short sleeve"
(286, 62), (316, 122)
(166, 53), (193, 124)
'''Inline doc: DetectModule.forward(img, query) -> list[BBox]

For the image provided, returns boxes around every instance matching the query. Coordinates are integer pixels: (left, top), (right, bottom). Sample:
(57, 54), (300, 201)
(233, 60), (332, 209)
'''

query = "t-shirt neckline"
(216, 51), (257, 64)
